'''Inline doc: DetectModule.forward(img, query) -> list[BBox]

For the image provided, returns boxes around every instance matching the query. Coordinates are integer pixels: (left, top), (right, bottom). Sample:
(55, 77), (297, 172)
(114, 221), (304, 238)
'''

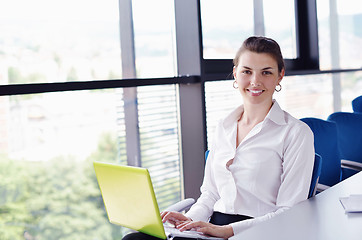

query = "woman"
(126, 36), (315, 239)
(161, 36), (314, 239)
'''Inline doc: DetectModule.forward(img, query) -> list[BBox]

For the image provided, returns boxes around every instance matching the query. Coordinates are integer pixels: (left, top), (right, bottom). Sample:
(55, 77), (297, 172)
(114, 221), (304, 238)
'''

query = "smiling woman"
(124, 36), (315, 240)
(232, 37), (285, 107)
(233, 52), (282, 104)
(159, 37), (315, 239)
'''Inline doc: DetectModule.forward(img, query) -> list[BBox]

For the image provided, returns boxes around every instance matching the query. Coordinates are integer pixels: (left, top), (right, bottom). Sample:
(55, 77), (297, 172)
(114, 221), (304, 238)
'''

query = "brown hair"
(233, 36), (285, 74)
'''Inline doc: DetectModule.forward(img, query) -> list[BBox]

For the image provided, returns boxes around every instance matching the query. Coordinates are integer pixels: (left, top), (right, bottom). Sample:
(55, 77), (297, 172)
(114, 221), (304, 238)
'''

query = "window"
(205, 80), (241, 148)
(338, 2), (362, 69)
(275, 74), (334, 119)
(0, 90), (126, 239)
(137, 85), (181, 210)
(263, 0), (297, 59)
(200, 0), (254, 59)
(201, 0), (297, 60)
(1, 0), (181, 238)
(131, 0), (181, 210)
(0, 0), (122, 84)
(340, 71), (362, 111)
(132, 0), (176, 78)
(317, 0), (362, 70)
(200, 0), (319, 80)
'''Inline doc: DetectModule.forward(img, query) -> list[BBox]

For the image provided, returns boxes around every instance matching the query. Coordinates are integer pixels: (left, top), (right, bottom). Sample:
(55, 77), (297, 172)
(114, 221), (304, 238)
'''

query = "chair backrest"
(300, 118), (341, 187)
(352, 95), (362, 113)
(205, 149), (210, 161)
(206, 150), (322, 199)
(327, 112), (362, 179)
(308, 153), (322, 198)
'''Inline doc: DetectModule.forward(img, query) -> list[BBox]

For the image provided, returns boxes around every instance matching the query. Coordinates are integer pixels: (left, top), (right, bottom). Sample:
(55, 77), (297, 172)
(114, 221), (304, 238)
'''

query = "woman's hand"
(160, 211), (192, 227)
(177, 221), (234, 239)
(161, 211), (234, 239)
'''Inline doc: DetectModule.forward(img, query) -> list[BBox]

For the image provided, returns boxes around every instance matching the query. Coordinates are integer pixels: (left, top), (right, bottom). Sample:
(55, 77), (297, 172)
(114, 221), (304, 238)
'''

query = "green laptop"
(93, 161), (223, 240)
(93, 161), (166, 239)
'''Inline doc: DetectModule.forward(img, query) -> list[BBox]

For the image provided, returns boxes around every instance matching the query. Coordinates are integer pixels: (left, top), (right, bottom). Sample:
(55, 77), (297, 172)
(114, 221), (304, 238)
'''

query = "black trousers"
(122, 212), (252, 240)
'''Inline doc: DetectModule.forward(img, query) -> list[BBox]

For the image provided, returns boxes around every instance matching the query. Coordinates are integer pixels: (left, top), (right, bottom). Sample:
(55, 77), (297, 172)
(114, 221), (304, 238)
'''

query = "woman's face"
(233, 50), (284, 106)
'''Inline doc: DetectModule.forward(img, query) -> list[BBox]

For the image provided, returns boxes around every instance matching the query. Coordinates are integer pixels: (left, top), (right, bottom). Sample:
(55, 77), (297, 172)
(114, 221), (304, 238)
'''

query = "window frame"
(201, 0), (320, 81)
(200, 0), (362, 82)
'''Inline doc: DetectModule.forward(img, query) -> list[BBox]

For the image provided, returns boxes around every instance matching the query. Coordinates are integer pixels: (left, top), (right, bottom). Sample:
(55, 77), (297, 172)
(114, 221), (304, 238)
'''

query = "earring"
(275, 83), (282, 92)
(233, 80), (238, 89)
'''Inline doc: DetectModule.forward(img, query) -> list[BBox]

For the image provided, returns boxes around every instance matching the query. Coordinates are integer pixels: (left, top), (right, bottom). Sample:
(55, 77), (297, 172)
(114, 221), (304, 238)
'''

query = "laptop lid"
(93, 161), (167, 239)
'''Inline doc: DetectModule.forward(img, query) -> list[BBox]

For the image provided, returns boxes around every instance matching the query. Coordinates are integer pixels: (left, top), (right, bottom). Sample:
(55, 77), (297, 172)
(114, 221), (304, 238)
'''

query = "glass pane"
(137, 85), (181, 211)
(132, 0), (176, 78)
(275, 74), (333, 119)
(0, 0), (122, 84)
(337, 0), (362, 69)
(0, 90), (127, 239)
(201, 0), (254, 59)
(205, 80), (242, 148)
(317, 0), (362, 69)
(317, 0), (332, 70)
(263, 0), (297, 59)
(341, 71), (362, 111)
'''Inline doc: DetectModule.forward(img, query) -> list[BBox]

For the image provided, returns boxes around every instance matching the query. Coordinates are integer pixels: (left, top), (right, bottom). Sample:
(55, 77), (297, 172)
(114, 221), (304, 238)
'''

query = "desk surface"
(232, 171), (362, 240)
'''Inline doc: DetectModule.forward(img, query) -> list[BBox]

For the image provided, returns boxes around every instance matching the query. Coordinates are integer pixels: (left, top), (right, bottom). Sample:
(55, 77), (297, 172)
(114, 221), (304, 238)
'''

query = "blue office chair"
(327, 112), (362, 180)
(352, 95), (362, 113)
(300, 118), (342, 191)
(308, 153), (322, 198)
(166, 150), (322, 211)
(205, 149), (210, 161)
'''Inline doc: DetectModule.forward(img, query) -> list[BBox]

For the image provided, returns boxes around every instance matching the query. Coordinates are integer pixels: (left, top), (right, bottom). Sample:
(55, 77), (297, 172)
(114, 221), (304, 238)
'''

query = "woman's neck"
(240, 100), (273, 125)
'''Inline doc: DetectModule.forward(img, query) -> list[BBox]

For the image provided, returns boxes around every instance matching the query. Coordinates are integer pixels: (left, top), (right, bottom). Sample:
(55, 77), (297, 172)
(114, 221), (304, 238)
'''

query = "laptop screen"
(93, 162), (167, 239)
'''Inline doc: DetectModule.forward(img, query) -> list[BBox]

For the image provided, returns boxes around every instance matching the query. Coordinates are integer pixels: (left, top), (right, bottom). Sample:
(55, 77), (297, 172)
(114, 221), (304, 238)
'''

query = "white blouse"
(185, 100), (315, 235)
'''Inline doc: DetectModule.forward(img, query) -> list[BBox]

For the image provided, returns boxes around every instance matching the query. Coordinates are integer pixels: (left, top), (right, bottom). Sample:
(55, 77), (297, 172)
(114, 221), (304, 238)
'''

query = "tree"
(0, 132), (123, 240)
(22, 156), (115, 240)
(0, 155), (32, 239)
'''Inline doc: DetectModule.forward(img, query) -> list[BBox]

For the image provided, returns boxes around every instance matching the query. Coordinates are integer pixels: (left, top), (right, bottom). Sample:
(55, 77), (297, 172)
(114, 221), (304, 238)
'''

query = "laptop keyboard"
(164, 225), (223, 240)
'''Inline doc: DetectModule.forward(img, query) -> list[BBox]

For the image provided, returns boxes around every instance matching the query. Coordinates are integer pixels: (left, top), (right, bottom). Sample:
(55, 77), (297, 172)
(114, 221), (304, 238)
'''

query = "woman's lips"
(248, 89), (264, 96)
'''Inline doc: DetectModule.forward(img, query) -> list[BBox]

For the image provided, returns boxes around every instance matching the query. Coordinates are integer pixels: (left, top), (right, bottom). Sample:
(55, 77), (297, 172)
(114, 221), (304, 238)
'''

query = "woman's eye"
(242, 70), (251, 74)
(262, 71), (272, 75)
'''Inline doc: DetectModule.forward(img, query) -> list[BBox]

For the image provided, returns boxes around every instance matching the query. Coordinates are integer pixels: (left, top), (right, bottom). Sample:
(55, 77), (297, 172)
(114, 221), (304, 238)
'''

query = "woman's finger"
(177, 221), (205, 231)
(161, 211), (190, 225)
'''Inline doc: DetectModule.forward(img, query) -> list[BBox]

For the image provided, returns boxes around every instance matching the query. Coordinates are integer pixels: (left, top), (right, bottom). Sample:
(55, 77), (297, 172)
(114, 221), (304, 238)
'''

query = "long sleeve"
(230, 207), (288, 234)
(185, 148), (220, 222)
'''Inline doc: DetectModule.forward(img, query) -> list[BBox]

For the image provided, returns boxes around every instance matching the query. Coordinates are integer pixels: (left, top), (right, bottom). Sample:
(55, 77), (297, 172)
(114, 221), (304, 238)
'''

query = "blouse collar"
(223, 99), (286, 130)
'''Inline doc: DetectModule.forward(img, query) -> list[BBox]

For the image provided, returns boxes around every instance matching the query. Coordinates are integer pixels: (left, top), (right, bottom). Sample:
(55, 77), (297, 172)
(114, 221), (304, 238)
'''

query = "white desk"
(232, 171), (362, 240)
